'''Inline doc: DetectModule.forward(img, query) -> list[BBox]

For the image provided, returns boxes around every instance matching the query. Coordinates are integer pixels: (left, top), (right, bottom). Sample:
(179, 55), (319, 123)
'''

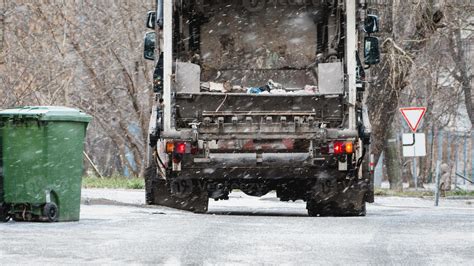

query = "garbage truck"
(142, 0), (380, 216)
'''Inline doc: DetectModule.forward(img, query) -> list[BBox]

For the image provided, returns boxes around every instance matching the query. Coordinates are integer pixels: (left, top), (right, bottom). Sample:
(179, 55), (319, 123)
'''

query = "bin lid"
(0, 106), (92, 123)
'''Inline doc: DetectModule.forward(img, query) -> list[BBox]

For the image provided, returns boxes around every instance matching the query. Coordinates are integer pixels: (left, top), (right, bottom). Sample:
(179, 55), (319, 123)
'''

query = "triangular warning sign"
(400, 107), (427, 133)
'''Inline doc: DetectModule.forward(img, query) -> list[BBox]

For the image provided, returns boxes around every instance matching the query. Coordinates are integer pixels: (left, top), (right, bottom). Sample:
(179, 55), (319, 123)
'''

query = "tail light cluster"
(322, 141), (355, 155)
(166, 141), (197, 155)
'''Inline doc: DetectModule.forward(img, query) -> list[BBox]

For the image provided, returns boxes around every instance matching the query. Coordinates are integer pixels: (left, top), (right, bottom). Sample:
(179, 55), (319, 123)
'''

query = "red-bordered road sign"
(400, 107), (427, 133)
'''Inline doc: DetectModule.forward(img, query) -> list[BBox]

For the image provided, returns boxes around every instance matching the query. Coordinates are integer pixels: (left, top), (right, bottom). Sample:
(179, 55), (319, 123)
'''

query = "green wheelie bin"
(0, 106), (92, 222)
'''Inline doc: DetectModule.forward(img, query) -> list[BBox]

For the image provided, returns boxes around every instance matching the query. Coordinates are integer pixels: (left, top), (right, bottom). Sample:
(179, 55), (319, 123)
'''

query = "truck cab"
(143, 0), (380, 216)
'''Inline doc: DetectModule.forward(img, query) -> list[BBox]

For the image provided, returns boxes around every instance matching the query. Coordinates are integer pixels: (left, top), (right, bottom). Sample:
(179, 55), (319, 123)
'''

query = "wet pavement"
(0, 189), (473, 265)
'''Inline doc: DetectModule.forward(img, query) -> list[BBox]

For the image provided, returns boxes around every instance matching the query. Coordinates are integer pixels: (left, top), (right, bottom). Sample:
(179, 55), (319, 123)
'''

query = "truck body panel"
(144, 0), (378, 216)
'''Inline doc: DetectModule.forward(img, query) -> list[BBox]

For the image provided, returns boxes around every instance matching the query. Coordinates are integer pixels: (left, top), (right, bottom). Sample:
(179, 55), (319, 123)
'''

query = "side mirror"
(364, 15), (380, 34)
(364, 37), (381, 65)
(146, 11), (156, 29)
(144, 31), (156, 61)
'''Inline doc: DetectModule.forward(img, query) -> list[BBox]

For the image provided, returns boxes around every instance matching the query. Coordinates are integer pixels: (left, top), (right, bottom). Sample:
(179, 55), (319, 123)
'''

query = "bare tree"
(1, 1), (153, 177)
(399, 32), (466, 188)
(445, 2), (473, 127)
(367, 0), (444, 190)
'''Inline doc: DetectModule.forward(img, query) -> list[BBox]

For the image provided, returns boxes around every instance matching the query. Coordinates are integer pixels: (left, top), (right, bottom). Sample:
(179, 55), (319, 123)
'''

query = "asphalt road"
(1, 190), (473, 265)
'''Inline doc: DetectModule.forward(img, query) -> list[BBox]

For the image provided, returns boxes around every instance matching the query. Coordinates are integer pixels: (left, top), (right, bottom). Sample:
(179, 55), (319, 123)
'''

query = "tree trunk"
(385, 124), (403, 191)
(449, 28), (473, 126)
(0, 0), (5, 65)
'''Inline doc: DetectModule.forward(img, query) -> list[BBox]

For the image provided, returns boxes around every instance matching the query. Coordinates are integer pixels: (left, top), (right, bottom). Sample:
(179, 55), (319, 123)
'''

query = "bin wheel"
(43, 203), (59, 222)
(2, 213), (11, 222)
(0, 204), (11, 222)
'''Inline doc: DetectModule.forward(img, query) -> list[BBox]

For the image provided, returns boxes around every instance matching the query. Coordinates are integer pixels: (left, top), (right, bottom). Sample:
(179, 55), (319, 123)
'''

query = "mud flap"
(311, 176), (339, 203)
(153, 179), (208, 213)
(145, 163), (208, 213)
(307, 173), (367, 217)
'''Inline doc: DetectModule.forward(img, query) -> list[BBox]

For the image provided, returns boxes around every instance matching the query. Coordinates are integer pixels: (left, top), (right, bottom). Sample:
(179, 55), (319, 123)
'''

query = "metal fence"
(428, 130), (473, 187)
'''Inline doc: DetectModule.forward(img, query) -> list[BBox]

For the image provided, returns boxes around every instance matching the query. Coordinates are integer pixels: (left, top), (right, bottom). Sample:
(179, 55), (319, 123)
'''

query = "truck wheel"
(145, 162), (208, 213)
(334, 202), (366, 216)
(145, 165), (156, 205)
(306, 200), (366, 217)
(43, 202), (59, 222)
(306, 200), (334, 217)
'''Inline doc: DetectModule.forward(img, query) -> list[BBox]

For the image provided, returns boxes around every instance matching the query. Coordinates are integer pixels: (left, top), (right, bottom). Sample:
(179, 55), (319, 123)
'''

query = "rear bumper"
(174, 153), (341, 180)
(187, 153), (334, 167)
(173, 166), (342, 180)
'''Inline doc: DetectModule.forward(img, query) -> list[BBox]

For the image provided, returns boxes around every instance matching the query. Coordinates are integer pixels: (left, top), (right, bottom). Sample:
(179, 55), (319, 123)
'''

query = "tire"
(145, 165), (156, 205)
(307, 200), (366, 217)
(0, 203), (10, 222)
(306, 200), (334, 217)
(335, 202), (366, 216)
(362, 147), (375, 203)
(43, 203), (59, 222)
(145, 160), (208, 213)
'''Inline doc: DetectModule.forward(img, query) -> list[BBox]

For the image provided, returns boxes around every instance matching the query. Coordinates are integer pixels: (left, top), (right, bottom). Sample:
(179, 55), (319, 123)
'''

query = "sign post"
(400, 107), (427, 191)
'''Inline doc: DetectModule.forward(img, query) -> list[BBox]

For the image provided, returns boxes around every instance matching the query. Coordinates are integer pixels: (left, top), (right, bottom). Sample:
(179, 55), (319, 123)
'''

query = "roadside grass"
(375, 188), (474, 198)
(82, 175), (145, 190)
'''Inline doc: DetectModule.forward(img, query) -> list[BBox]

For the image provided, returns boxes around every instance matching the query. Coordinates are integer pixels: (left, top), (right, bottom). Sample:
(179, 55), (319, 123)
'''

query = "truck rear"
(143, 0), (380, 216)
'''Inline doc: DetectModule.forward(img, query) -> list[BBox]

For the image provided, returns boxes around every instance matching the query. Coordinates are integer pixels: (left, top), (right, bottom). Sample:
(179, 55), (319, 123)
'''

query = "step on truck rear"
(142, 0), (380, 216)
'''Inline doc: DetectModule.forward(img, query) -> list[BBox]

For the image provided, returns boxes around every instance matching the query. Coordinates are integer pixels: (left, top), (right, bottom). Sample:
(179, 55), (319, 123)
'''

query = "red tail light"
(175, 142), (186, 154)
(334, 142), (344, 155)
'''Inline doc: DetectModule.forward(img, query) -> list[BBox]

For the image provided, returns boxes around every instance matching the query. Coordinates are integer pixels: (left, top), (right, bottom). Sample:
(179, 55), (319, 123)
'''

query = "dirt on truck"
(143, 0), (381, 216)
